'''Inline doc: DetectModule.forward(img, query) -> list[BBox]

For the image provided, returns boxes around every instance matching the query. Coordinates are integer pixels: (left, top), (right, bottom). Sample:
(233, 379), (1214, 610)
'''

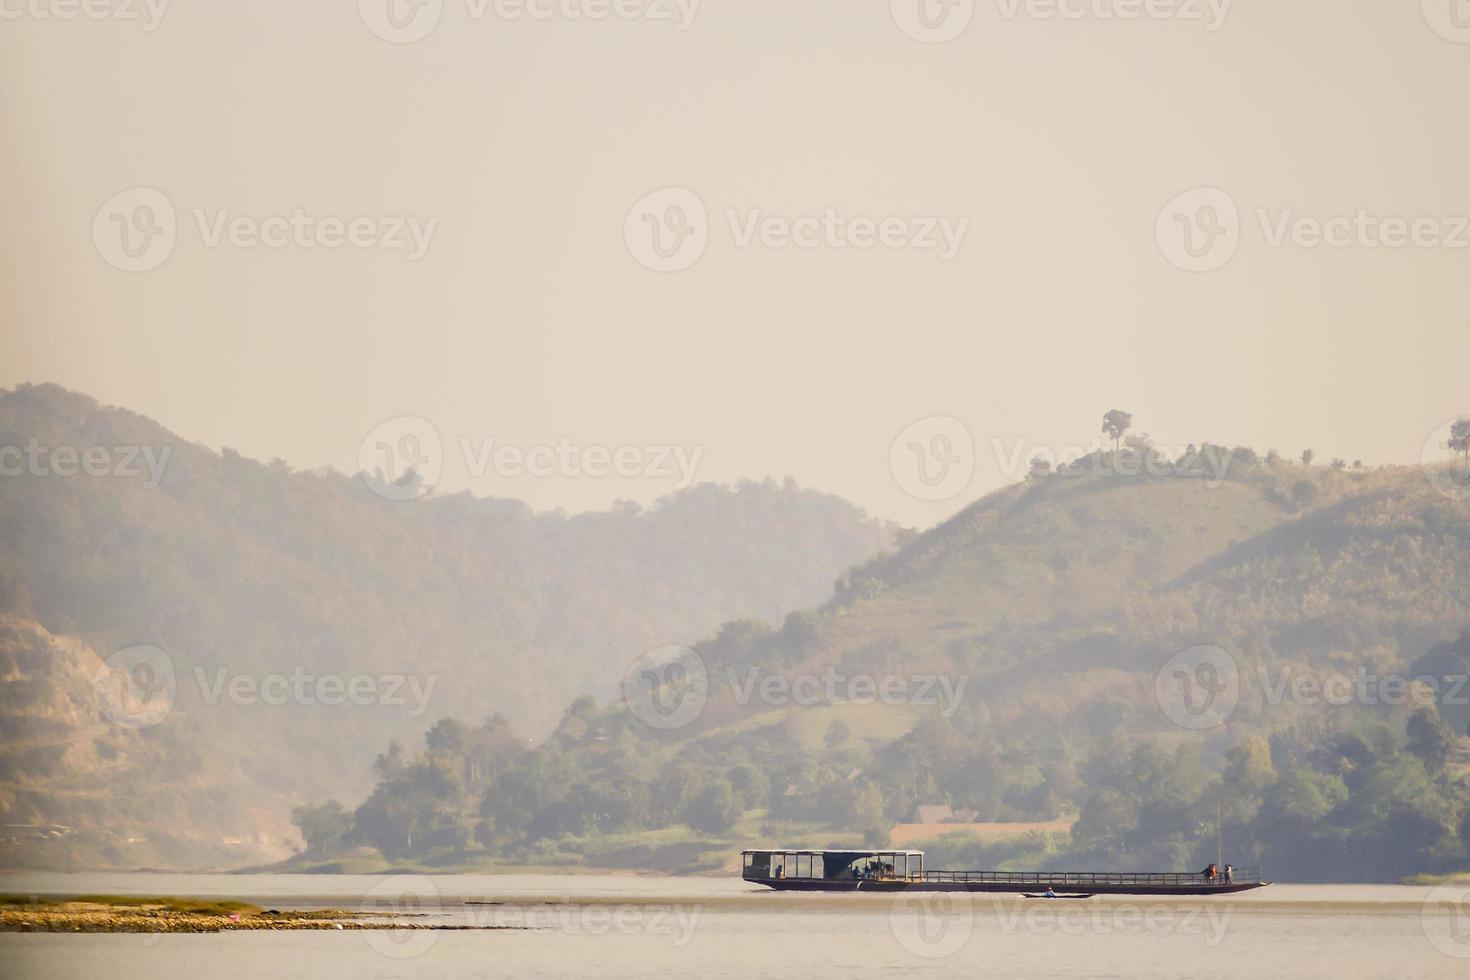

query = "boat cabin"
(742, 849), (925, 883)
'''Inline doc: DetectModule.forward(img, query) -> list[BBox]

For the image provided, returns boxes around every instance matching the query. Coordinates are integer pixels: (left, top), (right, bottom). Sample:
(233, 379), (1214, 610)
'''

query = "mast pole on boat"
(1216, 799), (1222, 871)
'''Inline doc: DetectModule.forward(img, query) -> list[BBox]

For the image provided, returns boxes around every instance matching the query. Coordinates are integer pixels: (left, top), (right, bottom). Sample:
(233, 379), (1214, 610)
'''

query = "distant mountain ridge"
(789, 449), (1470, 763)
(266, 437), (1470, 882)
(6, 384), (1469, 876)
(0, 383), (898, 868)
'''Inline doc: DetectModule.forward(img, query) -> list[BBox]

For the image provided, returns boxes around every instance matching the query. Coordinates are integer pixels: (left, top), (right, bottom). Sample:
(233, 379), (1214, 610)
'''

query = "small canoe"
(1023, 893), (1094, 900)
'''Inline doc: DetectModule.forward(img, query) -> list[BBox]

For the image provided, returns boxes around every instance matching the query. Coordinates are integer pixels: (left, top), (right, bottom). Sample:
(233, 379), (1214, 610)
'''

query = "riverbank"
(1401, 871), (1470, 886)
(0, 895), (506, 934)
(3, 878), (1465, 980)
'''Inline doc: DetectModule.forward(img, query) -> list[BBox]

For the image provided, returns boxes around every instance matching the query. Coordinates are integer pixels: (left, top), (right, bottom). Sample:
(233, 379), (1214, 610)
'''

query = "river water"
(2, 872), (1468, 979)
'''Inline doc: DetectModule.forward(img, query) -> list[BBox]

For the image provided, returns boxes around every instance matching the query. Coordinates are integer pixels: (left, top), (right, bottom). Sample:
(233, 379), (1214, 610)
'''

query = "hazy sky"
(3, 1), (1466, 526)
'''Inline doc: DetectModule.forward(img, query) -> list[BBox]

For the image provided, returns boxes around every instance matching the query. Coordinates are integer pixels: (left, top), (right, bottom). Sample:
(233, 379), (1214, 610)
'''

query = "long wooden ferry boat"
(742, 849), (1269, 896)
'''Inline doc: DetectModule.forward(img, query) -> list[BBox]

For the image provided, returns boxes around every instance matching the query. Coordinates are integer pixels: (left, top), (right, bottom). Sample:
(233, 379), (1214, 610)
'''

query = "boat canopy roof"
(741, 848), (926, 882)
(742, 848), (923, 856)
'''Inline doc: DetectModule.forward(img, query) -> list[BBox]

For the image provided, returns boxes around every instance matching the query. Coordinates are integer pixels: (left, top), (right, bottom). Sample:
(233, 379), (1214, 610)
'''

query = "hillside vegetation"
(298, 438), (1470, 882)
(0, 384), (896, 868)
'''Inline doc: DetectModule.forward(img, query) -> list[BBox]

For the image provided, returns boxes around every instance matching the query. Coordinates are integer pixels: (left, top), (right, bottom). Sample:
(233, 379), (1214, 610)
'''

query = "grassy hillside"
(304, 446), (1470, 882)
(812, 457), (1470, 740)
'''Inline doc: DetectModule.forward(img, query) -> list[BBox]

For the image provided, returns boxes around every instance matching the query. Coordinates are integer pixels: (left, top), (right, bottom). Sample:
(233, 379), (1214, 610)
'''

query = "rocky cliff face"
(0, 616), (297, 869)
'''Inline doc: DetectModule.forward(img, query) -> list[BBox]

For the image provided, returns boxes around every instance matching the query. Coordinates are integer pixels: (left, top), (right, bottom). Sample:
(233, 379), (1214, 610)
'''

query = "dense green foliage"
(303, 660), (1470, 881)
(296, 430), (1470, 882)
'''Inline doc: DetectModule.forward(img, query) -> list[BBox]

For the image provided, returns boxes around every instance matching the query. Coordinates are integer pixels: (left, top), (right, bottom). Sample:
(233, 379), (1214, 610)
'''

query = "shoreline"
(0, 899), (520, 935)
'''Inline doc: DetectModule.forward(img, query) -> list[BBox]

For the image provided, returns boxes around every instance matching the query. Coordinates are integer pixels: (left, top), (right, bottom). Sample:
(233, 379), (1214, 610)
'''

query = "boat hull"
(750, 879), (1270, 896)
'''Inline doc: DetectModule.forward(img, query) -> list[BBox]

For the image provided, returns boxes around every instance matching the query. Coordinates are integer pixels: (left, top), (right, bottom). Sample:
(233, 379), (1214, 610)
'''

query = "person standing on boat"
(1224, 864), (1234, 884)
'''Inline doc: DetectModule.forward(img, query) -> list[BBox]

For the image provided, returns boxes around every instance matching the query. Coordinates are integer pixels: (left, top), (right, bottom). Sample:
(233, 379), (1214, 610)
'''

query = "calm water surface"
(3, 872), (1468, 979)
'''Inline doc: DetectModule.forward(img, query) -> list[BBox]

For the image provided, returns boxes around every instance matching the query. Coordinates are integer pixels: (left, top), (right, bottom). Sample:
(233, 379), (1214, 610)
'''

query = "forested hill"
(0, 383), (897, 868)
(301, 440), (1470, 882)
